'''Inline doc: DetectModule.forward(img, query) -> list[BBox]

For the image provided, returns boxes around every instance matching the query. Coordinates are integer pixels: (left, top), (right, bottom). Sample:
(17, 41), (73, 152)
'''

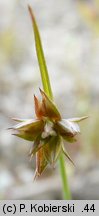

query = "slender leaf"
(28, 5), (53, 99)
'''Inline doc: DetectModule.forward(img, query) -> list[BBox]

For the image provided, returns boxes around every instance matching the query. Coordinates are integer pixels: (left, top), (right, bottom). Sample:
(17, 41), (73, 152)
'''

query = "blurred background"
(0, 0), (99, 200)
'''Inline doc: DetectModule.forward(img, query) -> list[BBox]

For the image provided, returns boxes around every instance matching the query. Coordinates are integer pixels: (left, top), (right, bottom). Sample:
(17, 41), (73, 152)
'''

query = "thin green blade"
(28, 5), (53, 100)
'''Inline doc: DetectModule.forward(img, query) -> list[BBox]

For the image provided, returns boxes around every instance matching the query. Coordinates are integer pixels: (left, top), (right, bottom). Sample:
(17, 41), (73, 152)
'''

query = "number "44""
(84, 204), (95, 212)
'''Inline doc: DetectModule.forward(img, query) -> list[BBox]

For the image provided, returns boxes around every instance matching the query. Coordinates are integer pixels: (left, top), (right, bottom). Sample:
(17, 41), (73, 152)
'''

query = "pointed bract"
(40, 89), (61, 121)
(43, 135), (62, 165)
(34, 95), (45, 119)
(62, 144), (75, 166)
(12, 131), (37, 142)
(68, 116), (88, 123)
(11, 118), (29, 122)
(11, 119), (44, 141)
(29, 136), (49, 158)
(35, 147), (48, 176)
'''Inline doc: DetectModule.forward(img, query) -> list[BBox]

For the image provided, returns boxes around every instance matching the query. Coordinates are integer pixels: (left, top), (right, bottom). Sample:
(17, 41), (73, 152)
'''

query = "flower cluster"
(10, 89), (88, 177)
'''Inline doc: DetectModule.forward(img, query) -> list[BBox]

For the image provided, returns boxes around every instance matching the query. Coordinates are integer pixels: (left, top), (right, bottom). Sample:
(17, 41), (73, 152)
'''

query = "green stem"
(28, 5), (71, 199)
(59, 154), (71, 199)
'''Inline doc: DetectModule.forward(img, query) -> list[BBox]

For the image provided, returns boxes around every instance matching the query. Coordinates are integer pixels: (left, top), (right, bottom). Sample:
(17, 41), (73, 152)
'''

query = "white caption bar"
(0, 200), (98, 216)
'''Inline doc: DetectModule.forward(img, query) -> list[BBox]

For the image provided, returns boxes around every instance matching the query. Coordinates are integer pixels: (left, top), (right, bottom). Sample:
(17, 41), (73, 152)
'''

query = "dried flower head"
(10, 88), (88, 177)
